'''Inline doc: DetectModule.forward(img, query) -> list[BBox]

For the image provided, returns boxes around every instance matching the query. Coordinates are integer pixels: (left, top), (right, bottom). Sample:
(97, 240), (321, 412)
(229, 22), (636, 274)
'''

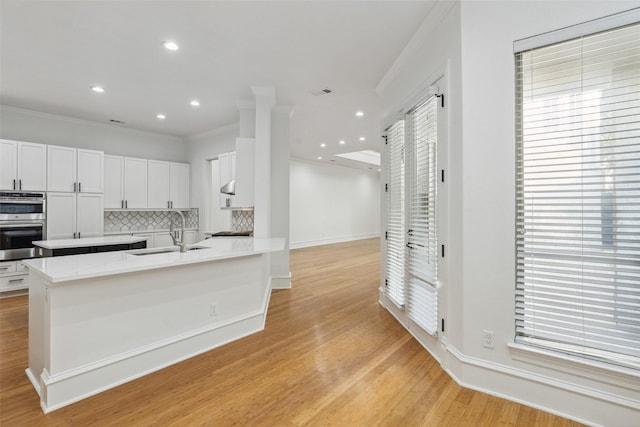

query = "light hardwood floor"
(0, 238), (582, 426)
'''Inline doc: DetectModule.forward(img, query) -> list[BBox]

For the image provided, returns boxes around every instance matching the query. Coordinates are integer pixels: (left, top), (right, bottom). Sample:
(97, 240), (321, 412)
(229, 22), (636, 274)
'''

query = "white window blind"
(386, 120), (406, 307)
(515, 21), (640, 368)
(406, 96), (439, 335)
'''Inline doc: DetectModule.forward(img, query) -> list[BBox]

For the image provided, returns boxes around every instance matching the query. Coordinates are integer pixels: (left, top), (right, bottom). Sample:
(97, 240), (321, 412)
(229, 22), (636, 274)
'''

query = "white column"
(251, 86), (275, 239)
(270, 105), (293, 288)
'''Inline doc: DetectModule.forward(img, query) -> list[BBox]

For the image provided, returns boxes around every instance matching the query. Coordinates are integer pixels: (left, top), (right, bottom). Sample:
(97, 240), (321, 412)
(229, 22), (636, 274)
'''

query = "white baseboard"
(271, 273), (292, 289)
(290, 232), (380, 249)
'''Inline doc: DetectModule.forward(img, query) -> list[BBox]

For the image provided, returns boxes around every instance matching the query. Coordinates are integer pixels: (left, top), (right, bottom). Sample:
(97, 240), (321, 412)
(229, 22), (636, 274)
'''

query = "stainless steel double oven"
(0, 191), (46, 261)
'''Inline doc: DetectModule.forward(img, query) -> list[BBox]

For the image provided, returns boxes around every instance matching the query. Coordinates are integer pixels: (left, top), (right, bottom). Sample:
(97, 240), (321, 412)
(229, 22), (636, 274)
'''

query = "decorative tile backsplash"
(232, 210), (254, 231)
(104, 209), (199, 232)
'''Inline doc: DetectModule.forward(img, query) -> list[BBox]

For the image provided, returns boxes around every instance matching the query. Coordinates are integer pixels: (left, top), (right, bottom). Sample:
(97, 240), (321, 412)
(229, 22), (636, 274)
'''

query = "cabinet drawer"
(0, 274), (28, 291)
(0, 261), (17, 275)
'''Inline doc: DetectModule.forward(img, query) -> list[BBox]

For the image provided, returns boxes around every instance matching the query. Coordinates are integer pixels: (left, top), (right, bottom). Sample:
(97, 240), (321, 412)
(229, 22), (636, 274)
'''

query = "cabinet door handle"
(168, 201), (170, 209)
(74, 182), (77, 192)
(19, 179), (22, 190)
(121, 200), (124, 209)
(171, 201), (173, 208)
(13, 179), (16, 190)
(125, 200), (128, 209)
(78, 232), (81, 239)
(78, 182), (82, 192)
(9, 278), (24, 283)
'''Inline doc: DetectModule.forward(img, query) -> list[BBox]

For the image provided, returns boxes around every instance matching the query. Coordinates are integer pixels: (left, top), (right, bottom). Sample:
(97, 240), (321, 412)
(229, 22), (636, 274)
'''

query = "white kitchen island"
(24, 237), (284, 413)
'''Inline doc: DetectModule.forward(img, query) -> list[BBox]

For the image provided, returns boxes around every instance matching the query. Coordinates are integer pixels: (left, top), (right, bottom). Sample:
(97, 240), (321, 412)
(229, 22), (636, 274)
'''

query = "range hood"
(220, 179), (236, 195)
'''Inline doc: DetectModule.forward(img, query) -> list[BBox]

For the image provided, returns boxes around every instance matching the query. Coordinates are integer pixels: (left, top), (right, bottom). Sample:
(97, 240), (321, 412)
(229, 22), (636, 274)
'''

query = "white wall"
(0, 106), (185, 160)
(377, 0), (463, 364)
(184, 124), (238, 240)
(290, 159), (380, 249)
(378, 1), (640, 425)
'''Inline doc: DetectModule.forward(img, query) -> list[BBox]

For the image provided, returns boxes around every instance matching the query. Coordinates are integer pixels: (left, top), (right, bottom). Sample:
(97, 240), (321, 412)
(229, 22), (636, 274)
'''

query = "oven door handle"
(0, 200), (45, 204)
(0, 223), (45, 228)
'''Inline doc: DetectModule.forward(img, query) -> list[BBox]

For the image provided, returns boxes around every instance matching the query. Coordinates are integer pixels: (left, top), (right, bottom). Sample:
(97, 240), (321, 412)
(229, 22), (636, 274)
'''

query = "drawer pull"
(8, 278), (24, 283)
(0, 267), (9, 271)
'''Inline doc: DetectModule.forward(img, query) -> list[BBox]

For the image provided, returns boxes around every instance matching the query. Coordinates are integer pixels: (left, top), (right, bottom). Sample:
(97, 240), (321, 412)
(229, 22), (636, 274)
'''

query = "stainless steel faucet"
(169, 210), (187, 253)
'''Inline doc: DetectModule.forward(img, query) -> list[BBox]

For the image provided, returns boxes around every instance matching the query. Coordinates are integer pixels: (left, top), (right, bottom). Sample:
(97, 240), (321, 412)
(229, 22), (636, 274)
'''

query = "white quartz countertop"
(24, 237), (285, 283)
(32, 235), (147, 249)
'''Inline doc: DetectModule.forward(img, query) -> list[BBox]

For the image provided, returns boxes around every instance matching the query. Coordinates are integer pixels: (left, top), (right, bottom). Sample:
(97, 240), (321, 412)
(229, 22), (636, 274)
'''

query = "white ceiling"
(0, 1), (434, 171)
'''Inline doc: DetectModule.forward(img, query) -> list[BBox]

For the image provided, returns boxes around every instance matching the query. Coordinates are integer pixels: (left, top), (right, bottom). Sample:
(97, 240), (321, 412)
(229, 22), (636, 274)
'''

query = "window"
(384, 92), (441, 336)
(515, 19), (640, 368)
(386, 120), (406, 307)
(406, 97), (439, 335)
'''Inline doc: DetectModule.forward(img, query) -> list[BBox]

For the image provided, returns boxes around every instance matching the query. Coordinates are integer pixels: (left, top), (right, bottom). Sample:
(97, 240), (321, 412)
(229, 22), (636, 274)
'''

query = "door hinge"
(385, 279), (389, 287)
(441, 318), (445, 332)
(384, 135), (388, 144)
(385, 183), (388, 192)
(441, 169), (445, 183)
(441, 244), (445, 257)
(436, 93), (445, 108)
(385, 231), (388, 240)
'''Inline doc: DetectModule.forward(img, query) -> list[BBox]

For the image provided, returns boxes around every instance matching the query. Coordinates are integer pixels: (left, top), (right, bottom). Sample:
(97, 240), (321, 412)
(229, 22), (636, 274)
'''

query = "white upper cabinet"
(47, 192), (103, 239)
(218, 152), (235, 208)
(77, 149), (104, 193)
(105, 156), (148, 209)
(1, 139), (47, 191)
(233, 138), (255, 208)
(147, 160), (171, 209)
(76, 193), (104, 238)
(104, 155), (125, 209)
(123, 157), (148, 209)
(170, 162), (190, 209)
(148, 160), (190, 209)
(47, 145), (103, 193)
(219, 138), (254, 209)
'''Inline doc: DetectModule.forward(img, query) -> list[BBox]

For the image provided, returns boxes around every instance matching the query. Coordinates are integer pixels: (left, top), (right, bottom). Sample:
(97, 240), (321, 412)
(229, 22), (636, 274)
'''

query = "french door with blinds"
(515, 19), (640, 368)
(385, 93), (441, 336)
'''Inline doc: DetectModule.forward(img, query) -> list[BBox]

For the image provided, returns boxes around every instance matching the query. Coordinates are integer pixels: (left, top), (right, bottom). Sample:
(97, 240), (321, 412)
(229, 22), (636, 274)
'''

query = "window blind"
(515, 21), (640, 368)
(406, 96), (439, 335)
(386, 120), (406, 307)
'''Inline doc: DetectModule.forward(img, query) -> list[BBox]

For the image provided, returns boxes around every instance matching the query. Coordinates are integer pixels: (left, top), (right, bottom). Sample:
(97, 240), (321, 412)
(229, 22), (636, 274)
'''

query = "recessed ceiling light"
(320, 143), (326, 148)
(156, 114), (166, 120)
(190, 100), (200, 107)
(355, 111), (364, 117)
(339, 140), (345, 145)
(359, 136), (366, 141)
(317, 156), (323, 160)
(378, 168), (382, 172)
(91, 86), (104, 93)
(162, 41), (179, 51)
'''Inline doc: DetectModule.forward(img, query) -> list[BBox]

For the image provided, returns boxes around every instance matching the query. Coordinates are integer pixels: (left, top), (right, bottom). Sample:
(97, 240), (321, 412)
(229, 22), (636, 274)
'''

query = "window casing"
(384, 94), (440, 336)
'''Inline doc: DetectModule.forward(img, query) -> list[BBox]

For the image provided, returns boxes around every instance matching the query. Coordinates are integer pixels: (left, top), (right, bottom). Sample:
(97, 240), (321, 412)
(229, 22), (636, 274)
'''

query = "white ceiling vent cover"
(312, 88), (333, 96)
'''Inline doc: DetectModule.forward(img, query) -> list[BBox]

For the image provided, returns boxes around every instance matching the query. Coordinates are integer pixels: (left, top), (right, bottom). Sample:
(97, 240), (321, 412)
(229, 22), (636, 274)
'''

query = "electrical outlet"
(482, 330), (495, 349)
(209, 303), (217, 317)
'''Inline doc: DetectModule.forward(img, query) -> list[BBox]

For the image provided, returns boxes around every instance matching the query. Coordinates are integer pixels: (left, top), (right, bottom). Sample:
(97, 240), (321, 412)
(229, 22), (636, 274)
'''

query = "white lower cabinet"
(0, 261), (29, 297)
(47, 192), (104, 239)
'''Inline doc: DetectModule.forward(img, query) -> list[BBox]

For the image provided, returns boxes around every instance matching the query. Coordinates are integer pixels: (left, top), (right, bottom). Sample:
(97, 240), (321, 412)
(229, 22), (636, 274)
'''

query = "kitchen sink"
(128, 246), (205, 256)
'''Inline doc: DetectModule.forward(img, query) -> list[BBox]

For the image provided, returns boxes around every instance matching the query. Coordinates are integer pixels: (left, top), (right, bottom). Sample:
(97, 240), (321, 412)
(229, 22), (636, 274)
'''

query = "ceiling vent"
(312, 88), (333, 96)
